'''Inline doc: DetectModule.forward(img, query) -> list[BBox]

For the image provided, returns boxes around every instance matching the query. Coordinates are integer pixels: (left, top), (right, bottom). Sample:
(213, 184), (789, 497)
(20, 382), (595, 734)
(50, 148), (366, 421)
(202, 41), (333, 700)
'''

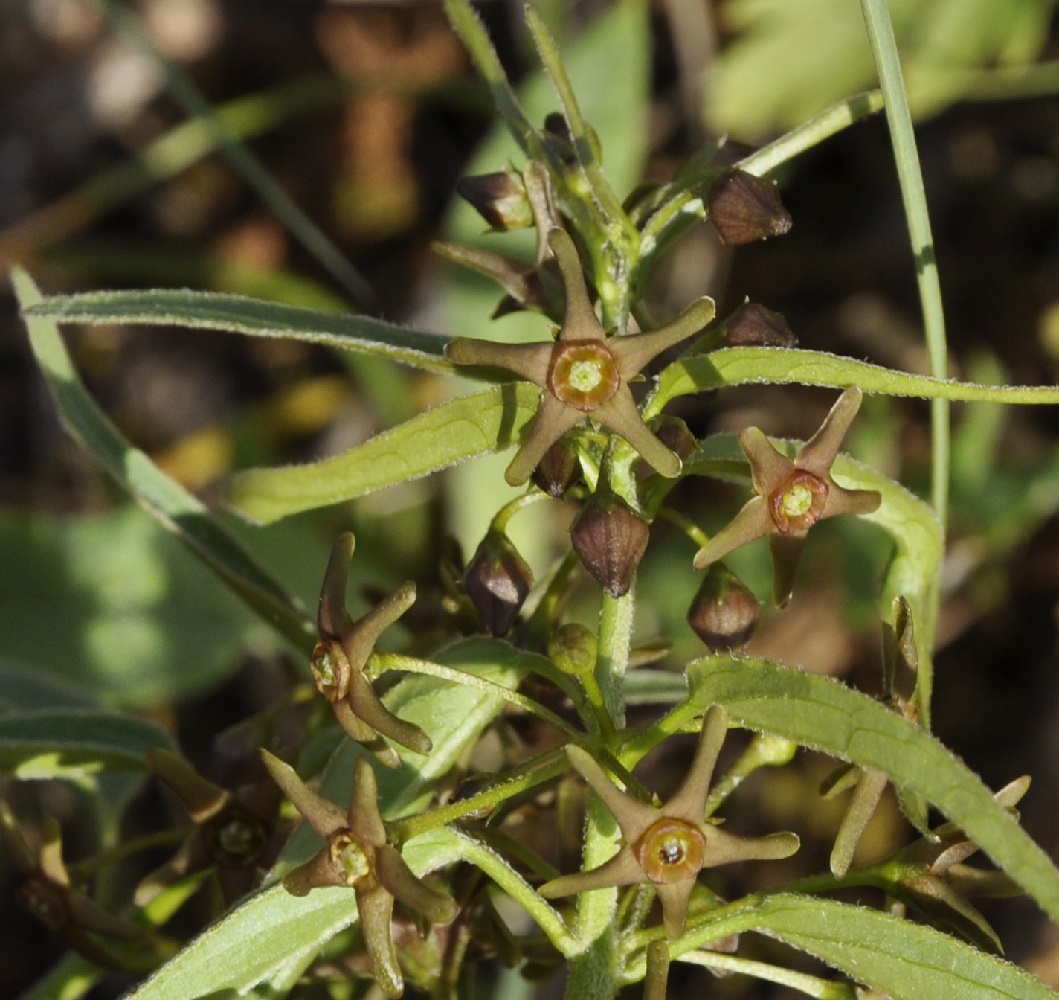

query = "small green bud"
(548, 622), (598, 677)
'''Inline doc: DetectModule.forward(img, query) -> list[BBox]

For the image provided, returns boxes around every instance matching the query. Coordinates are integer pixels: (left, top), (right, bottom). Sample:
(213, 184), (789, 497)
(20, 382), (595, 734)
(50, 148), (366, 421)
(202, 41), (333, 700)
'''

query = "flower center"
(209, 808), (267, 866)
(311, 642), (348, 702)
(330, 831), (373, 886)
(769, 471), (829, 534)
(547, 340), (621, 412)
(633, 817), (707, 884)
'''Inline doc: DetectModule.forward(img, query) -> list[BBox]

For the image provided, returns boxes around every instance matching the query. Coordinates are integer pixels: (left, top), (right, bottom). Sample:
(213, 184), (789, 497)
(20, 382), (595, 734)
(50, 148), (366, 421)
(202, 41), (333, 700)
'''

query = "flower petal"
(375, 844), (457, 925)
(666, 706), (728, 825)
(505, 394), (582, 486)
(357, 885), (404, 998)
(547, 228), (608, 343)
(612, 297), (716, 376)
(348, 757), (387, 846)
(739, 426), (794, 496)
(797, 387), (863, 477)
(260, 750), (347, 838)
(319, 532), (356, 638)
(565, 745), (658, 842)
(768, 533), (807, 608)
(594, 389), (682, 478)
(692, 498), (773, 571)
(538, 847), (645, 898)
(655, 876), (698, 938)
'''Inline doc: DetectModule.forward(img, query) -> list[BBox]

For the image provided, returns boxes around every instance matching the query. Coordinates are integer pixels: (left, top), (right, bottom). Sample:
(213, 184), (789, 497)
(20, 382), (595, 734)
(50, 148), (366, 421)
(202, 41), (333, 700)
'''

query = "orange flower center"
(634, 817), (707, 884)
(769, 471), (829, 534)
(547, 341), (621, 412)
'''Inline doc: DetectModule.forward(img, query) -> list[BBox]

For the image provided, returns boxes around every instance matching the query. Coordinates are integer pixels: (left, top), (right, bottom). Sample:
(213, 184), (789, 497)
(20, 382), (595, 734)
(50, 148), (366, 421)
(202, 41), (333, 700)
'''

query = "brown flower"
(312, 532), (432, 768)
(692, 387), (881, 606)
(261, 750), (457, 998)
(539, 706), (798, 937)
(446, 227), (715, 486)
(135, 748), (279, 906)
(1, 798), (143, 968)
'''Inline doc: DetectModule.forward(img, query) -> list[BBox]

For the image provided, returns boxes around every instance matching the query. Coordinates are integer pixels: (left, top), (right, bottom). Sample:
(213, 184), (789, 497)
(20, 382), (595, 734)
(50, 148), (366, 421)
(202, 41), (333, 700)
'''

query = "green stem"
(389, 750), (566, 842)
(858, 0), (949, 547)
(674, 952), (856, 999)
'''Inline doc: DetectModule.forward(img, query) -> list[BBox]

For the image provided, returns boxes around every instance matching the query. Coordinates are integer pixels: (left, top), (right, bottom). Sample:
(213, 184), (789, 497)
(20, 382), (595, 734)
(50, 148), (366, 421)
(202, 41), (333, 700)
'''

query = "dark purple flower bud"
(571, 498), (650, 598)
(531, 438), (580, 497)
(464, 531), (534, 636)
(724, 302), (798, 349)
(650, 416), (698, 465)
(456, 169), (534, 231)
(687, 564), (760, 651)
(708, 169), (792, 245)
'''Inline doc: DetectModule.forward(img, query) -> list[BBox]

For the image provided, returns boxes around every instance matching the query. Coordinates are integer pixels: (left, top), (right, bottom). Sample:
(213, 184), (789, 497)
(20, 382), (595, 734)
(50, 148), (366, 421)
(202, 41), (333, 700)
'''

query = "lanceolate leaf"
(687, 656), (1059, 926)
(22, 289), (453, 374)
(0, 710), (175, 778)
(229, 383), (540, 524)
(652, 346), (1059, 411)
(15, 270), (316, 655)
(671, 893), (1058, 1000)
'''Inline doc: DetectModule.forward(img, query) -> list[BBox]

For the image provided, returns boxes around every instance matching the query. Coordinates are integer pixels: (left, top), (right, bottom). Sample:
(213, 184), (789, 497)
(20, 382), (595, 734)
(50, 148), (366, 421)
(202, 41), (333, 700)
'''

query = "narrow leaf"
(653, 346), (1059, 409)
(23, 289), (452, 374)
(688, 656), (1059, 926)
(754, 894), (1058, 1000)
(228, 383), (540, 524)
(14, 269), (316, 654)
(0, 710), (175, 779)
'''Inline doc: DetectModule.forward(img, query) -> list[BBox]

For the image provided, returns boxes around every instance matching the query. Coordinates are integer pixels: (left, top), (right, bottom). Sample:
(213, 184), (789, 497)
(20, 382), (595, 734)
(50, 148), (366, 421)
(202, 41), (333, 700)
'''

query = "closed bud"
(688, 564), (759, 650)
(456, 169), (534, 231)
(571, 498), (650, 598)
(548, 622), (598, 677)
(708, 169), (792, 245)
(724, 302), (798, 349)
(650, 416), (698, 465)
(464, 531), (534, 636)
(531, 438), (580, 497)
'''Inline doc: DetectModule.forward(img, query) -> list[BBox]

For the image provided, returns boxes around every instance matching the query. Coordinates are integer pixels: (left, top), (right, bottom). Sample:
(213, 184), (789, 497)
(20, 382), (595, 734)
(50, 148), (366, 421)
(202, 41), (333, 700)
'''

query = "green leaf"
(0, 710), (175, 779)
(653, 346), (1059, 409)
(753, 894), (1059, 1000)
(228, 382), (540, 524)
(687, 656), (1059, 926)
(0, 506), (277, 708)
(127, 637), (526, 997)
(0, 663), (98, 711)
(22, 288), (452, 375)
(14, 270), (316, 656)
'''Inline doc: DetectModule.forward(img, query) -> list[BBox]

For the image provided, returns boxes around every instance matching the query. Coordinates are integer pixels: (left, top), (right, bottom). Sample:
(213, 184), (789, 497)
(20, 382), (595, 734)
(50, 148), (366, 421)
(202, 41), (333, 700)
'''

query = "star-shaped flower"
(261, 751), (457, 998)
(692, 387), (881, 606)
(539, 706), (798, 938)
(1, 798), (144, 968)
(312, 532), (432, 768)
(445, 227), (715, 486)
(135, 748), (280, 907)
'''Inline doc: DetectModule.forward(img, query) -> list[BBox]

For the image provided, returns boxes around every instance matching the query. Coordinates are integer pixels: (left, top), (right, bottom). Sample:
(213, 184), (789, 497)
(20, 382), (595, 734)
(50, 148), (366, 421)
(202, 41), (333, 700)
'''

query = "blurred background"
(3, 0), (1059, 996)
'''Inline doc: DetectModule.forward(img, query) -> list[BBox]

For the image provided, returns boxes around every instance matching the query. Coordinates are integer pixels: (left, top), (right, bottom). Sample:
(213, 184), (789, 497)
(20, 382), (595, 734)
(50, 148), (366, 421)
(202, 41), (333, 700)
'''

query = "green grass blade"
(859, 0), (950, 531)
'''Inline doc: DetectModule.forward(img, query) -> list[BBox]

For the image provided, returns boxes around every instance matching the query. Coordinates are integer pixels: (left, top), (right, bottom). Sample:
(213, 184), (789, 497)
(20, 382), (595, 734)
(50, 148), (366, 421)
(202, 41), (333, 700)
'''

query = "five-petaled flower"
(312, 532), (432, 768)
(0, 798), (144, 968)
(261, 750), (457, 998)
(539, 706), (799, 938)
(446, 227), (715, 486)
(135, 748), (280, 906)
(692, 386), (881, 606)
